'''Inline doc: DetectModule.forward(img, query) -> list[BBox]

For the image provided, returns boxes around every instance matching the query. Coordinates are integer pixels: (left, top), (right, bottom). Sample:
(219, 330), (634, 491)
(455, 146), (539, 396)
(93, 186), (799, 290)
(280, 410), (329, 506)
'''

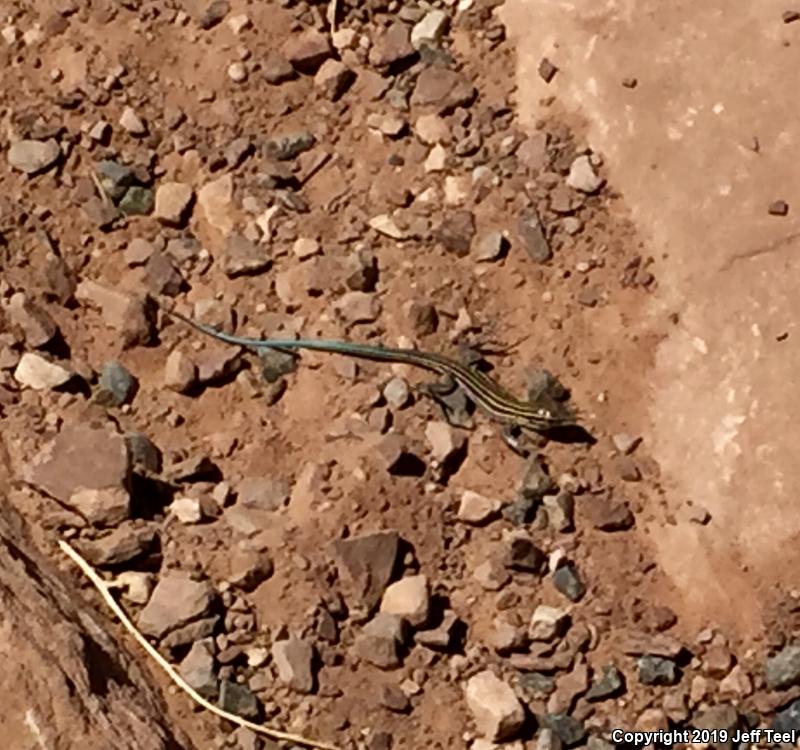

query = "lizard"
(163, 306), (581, 449)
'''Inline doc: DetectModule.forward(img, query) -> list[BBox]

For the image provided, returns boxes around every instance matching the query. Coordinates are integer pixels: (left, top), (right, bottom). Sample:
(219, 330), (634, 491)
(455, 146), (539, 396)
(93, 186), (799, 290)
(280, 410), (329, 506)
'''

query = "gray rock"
(354, 612), (407, 669)
(773, 697), (800, 733)
(222, 232), (270, 277)
(78, 524), (157, 567)
(264, 131), (316, 161)
(585, 665), (625, 701)
(179, 639), (217, 698)
(218, 680), (260, 719)
(502, 496), (537, 526)
(552, 563), (585, 602)
(119, 186), (154, 216)
(125, 432), (162, 474)
(518, 672), (555, 697)
(272, 636), (315, 693)
(505, 537), (546, 573)
(540, 714), (586, 747)
(518, 208), (552, 263)
(96, 160), (135, 201)
(766, 644), (800, 689)
(161, 616), (220, 651)
(8, 139), (60, 174)
(638, 655), (679, 686)
(198, 0), (229, 29)
(138, 573), (216, 639)
(543, 492), (575, 532)
(521, 456), (555, 499)
(237, 477), (290, 512)
(96, 361), (137, 406)
(694, 704), (739, 733)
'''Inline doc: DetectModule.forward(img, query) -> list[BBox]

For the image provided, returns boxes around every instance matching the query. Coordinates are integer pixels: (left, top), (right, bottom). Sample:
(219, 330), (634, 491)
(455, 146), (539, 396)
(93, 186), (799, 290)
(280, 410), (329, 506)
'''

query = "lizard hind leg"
(412, 373), (474, 429)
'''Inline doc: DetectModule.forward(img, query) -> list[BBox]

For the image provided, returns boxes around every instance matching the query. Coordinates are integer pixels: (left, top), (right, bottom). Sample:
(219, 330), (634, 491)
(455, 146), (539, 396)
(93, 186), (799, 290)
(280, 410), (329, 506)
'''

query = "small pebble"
(769, 200), (789, 216)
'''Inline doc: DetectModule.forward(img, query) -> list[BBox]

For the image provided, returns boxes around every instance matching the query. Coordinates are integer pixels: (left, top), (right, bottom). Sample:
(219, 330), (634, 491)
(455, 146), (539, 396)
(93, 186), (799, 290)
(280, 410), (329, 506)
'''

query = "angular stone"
(465, 670), (525, 741)
(638, 655), (679, 686)
(138, 573), (216, 639)
(78, 524), (156, 567)
(14, 353), (72, 390)
(75, 281), (155, 347)
(552, 563), (585, 602)
(505, 537), (546, 573)
(330, 530), (399, 611)
(458, 490), (501, 525)
(766, 644), (800, 690)
(69, 486), (130, 527)
(314, 59), (354, 101)
(197, 174), (234, 234)
(237, 477), (290, 512)
(272, 636), (315, 693)
(411, 10), (449, 49)
(380, 575), (430, 628)
(529, 605), (569, 642)
(227, 548), (273, 591)
(566, 155), (604, 194)
(164, 349), (197, 393)
(518, 209), (552, 263)
(282, 28), (332, 74)
(222, 232), (270, 277)
(7, 293), (58, 347)
(26, 424), (130, 504)
(354, 613), (407, 669)
(585, 497), (634, 531)
(96, 361), (137, 406)
(179, 639), (217, 698)
(411, 66), (476, 113)
(154, 182), (194, 226)
(369, 22), (416, 68)
(437, 210), (475, 256)
(8, 139), (60, 174)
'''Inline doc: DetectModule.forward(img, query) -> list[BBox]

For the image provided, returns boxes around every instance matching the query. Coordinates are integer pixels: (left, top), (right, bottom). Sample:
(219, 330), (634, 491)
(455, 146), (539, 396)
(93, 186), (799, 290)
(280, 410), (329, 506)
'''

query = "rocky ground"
(2, 1), (800, 749)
